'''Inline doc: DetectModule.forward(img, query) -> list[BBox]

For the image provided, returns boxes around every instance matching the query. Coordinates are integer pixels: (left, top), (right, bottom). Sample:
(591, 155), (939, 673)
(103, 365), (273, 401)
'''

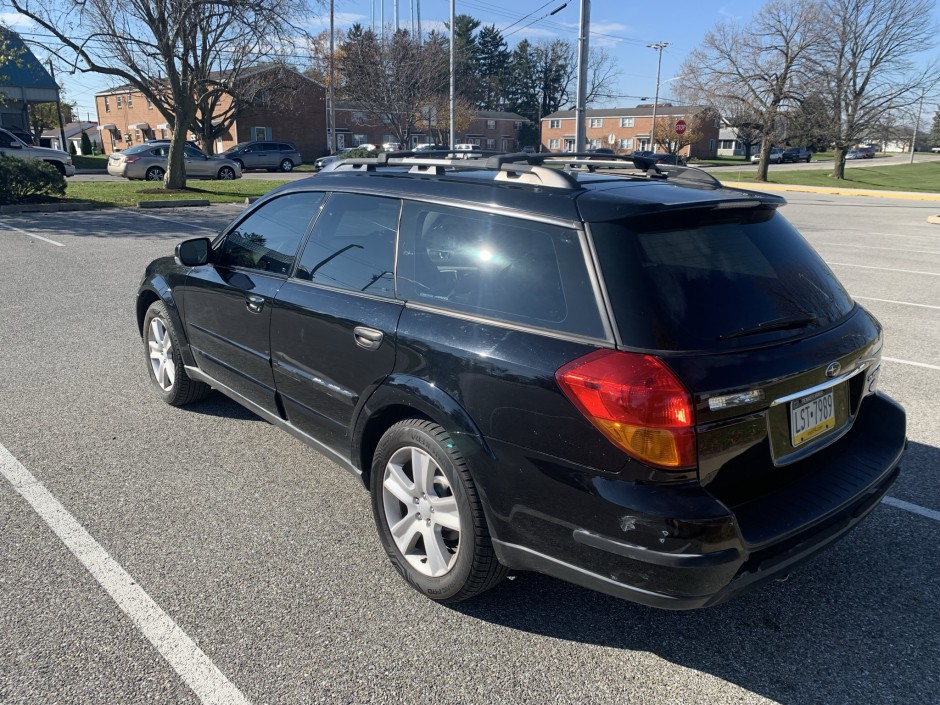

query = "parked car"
(314, 155), (340, 171)
(751, 147), (784, 164)
(7, 126), (36, 146)
(412, 143), (448, 152)
(453, 144), (482, 158)
(646, 152), (686, 166)
(846, 149), (863, 160)
(858, 146), (876, 159)
(137, 153), (904, 609)
(221, 140), (301, 172)
(781, 146), (813, 163)
(108, 143), (241, 181)
(381, 142), (402, 152)
(0, 126), (75, 175)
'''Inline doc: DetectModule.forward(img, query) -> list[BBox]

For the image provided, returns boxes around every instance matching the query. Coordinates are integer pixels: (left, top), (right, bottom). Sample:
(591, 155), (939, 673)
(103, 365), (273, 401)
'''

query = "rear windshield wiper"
(718, 314), (818, 340)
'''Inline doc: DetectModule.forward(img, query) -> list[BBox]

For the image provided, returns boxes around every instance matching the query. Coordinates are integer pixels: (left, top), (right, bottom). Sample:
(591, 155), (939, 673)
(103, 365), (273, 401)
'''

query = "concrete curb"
(719, 181), (940, 202)
(927, 215), (940, 225)
(0, 202), (96, 214)
(137, 199), (211, 209)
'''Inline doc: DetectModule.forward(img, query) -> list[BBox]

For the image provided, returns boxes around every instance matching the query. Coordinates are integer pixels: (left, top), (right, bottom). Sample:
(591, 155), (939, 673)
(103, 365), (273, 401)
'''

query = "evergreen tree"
(448, 14), (481, 105)
(80, 129), (93, 155)
(475, 25), (510, 110)
(930, 107), (940, 149)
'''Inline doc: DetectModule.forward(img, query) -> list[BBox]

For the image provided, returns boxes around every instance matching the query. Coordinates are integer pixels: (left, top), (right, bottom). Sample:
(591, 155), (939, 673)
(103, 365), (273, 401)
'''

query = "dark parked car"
(137, 153), (905, 609)
(782, 146), (813, 163)
(221, 140), (302, 172)
(647, 152), (685, 165)
(858, 146), (876, 159)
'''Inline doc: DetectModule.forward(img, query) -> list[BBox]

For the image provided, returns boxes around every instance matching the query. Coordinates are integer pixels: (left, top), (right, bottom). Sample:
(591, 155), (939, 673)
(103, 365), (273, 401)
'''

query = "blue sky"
(2, 0), (937, 123)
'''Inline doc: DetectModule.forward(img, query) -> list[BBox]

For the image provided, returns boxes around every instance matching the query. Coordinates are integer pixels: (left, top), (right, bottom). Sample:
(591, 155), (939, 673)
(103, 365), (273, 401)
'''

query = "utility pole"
(47, 59), (68, 152)
(449, 0), (455, 149)
(329, 0), (336, 154)
(910, 89), (925, 164)
(647, 42), (669, 153)
(574, 0), (591, 153)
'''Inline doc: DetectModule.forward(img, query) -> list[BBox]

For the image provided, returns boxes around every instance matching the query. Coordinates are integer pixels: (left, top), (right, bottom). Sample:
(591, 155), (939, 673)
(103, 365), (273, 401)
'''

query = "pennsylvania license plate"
(790, 388), (835, 446)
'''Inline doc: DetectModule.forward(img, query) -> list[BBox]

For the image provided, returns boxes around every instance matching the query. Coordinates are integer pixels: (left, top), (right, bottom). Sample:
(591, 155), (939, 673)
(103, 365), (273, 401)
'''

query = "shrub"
(80, 130), (93, 155)
(0, 154), (67, 205)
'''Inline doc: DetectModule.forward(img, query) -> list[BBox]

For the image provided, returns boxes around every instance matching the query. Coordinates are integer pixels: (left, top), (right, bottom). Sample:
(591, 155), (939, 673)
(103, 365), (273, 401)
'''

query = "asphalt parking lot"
(1, 191), (938, 704)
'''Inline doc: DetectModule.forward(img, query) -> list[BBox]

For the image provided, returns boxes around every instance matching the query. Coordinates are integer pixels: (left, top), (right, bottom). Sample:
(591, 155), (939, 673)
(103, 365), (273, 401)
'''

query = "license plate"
(790, 389), (835, 446)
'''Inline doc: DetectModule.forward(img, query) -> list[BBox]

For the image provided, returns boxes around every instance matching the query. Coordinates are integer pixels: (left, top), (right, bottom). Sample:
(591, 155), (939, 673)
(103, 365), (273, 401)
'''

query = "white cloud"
(0, 11), (34, 28)
(718, 6), (743, 22)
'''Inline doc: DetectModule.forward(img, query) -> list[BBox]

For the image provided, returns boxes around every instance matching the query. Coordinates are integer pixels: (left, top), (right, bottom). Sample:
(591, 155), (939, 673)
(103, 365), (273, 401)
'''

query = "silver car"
(107, 144), (241, 181)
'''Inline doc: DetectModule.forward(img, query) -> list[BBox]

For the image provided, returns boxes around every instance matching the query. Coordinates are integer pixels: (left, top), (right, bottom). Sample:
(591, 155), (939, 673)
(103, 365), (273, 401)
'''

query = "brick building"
(540, 104), (720, 159)
(332, 102), (528, 151)
(95, 69), (327, 161)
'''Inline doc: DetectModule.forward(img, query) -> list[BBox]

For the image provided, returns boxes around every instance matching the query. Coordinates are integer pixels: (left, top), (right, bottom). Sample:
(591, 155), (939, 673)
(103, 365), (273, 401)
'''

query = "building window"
(353, 134), (368, 146)
(135, 129), (141, 142)
(147, 98), (153, 110)
(709, 138), (716, 151)
(513, 121), (523, 129)
(549, 138), (560, 149)
(589, 138), (601, 149)
(619, 138), (634, 149)
(104, 96), (110, 112)
(549, 119), (561, 129)
(589, 118), (603, 128)
(352, 111), (366, 124)
(620, 117), (634, 128)
(127, 94), (133, 108)
(252, 126), (270, 140)
(116, 95), (122, 108)
(487, 119), (496, 129)
(564, 138), (575, 152)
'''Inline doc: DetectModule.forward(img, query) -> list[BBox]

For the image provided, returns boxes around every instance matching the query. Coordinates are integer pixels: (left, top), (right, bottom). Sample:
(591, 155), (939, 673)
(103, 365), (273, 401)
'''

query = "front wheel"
(371, 419), (507, 603)
(143, 301), (209, 406)
(217, 166), (236, 180)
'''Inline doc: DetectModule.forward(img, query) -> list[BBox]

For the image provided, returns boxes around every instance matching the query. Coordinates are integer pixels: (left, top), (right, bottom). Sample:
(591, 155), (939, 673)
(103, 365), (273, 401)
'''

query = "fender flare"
(136, 276), (197, 367)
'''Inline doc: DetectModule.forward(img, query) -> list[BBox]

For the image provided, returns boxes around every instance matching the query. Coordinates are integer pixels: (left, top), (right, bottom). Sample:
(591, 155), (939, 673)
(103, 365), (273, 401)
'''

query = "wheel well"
(44, 159), (66, 175)
(136, 291), (160, 334)
(358, 404), (433, 487)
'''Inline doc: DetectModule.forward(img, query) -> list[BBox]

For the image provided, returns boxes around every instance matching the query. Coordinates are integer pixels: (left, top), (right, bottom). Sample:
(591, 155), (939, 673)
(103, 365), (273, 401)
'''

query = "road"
(1, 193), (938, 704)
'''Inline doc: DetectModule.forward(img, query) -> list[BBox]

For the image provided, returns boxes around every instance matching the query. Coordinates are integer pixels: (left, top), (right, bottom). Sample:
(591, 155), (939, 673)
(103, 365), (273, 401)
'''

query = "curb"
(137, 199), (211, 209)
(928, 215), (940, 225)
(0, 202), (96, 214)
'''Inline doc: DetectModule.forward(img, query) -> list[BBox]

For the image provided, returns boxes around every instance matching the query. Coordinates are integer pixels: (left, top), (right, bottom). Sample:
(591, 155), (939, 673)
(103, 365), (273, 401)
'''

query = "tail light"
(555, 350), (696, 470)
(123, 156), (140, 163)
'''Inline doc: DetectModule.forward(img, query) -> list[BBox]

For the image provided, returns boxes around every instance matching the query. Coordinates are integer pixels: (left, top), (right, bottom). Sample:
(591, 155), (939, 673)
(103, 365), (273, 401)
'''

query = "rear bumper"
(487, 392), (905, 609)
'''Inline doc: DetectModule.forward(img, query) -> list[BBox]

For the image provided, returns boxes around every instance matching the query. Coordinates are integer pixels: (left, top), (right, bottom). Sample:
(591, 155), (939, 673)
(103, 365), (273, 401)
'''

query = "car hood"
(31, 145), (71, 160)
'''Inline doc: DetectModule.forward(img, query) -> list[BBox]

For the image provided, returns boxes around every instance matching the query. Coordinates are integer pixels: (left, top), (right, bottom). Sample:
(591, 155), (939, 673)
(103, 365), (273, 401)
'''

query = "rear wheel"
(217, 166), (236, 180)
(145, 166), (165, 181)
(371, 419), (507, 603)
(143, 301), (209, 406)
(279, 158), (294, 172)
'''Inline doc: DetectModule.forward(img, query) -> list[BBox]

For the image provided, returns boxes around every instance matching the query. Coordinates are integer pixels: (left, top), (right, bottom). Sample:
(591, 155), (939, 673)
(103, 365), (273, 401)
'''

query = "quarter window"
(397, 202), (604, 337)
(218, 192), (324, 275)
(295, 193), (400, 297)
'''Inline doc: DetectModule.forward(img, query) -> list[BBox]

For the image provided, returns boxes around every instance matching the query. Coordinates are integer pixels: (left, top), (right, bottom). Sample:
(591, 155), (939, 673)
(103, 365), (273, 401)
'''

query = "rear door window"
(397, 202), (605, 338)
(591, 208), (854, 351)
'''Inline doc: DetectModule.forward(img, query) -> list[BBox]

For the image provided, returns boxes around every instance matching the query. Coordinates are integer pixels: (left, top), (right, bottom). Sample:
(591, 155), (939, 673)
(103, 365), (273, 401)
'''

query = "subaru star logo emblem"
(825, 362), (841, 378)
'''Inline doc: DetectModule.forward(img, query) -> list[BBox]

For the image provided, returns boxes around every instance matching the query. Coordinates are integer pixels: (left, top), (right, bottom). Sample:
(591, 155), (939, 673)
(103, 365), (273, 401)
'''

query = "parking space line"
(0, 442), (252, 705)
(828, 262), (940, 276)
(883, 497), (940, 523)
(818, 242), (940, 256)
(0, 221), (64, 247)
(130, 211), (220, 231)
(853, 296), (940, 311)
(884, 357), (940, 371)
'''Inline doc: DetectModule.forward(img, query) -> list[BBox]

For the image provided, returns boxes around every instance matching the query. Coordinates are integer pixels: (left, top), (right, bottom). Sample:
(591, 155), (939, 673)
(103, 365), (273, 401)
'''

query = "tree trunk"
(755, 142), (771, 182)
(830, 146), (847, 180)
(165, 109), (192, 189)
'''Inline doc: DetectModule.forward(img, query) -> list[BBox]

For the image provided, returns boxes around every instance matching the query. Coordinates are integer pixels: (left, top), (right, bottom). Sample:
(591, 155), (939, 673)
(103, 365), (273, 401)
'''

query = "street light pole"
(647, 42), (669, 153)
(573, 0), (590, 153)
(329, 0), (336, 154)
(449, 0), (455, 149)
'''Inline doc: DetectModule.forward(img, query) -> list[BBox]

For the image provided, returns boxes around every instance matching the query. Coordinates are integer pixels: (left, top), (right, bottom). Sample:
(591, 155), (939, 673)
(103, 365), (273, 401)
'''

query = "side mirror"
(175, 237), (210, 266)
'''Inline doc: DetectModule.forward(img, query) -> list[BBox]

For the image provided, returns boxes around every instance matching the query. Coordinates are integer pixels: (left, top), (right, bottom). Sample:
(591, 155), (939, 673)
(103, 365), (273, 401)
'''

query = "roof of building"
(40, 121), (98, 138)
(0, 27), (59, 99)
(543, 104), (706, 120)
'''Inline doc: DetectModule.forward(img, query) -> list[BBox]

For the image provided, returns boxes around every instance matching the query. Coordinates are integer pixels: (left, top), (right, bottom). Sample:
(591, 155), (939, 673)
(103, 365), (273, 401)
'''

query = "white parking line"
(130, 211), (219, 231)
(0, 221), (64, 247)
(853, 296), (940, 311)
(884, 357), (940, 371)
(0, 442), (251, 705)
(882, 497), (940, 523)
(828, 262), (940, 276)
(818, 242), (940, 256)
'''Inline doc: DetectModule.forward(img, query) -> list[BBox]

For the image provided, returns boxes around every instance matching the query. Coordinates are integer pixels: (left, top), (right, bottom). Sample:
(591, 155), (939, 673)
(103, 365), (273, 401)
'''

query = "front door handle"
(246, 295), (265, 313)
(353, 326), (383, 350)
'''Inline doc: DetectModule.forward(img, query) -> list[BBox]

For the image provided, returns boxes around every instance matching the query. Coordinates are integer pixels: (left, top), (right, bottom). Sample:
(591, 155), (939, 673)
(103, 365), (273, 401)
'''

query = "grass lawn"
(65, 179), (286, 207)
(716, 160), (940, 193)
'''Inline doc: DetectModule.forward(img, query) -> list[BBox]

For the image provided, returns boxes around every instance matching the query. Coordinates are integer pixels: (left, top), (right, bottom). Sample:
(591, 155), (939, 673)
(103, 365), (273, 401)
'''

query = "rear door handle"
(353, 326), (383, 350)
(246, 295), (265, 313)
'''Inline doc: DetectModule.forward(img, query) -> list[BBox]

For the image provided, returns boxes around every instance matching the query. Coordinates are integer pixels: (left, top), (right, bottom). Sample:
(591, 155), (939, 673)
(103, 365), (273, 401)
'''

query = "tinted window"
(294, 193), (399, 297)
(183, 146), (205, 158)
(218, 192), (324, 275)
(591, 209), (855, 351)
(397, 202), (604, 338)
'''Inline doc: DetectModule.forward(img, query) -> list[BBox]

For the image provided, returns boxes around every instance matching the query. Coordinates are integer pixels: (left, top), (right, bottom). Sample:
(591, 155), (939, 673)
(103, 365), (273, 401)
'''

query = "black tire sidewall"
(370, 421), (477, 601)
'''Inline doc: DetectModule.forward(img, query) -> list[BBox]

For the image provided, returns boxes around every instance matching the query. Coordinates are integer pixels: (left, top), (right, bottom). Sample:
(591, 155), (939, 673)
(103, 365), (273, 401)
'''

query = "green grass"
(716, 160), (940, 193)
(65, 179), (287, 207)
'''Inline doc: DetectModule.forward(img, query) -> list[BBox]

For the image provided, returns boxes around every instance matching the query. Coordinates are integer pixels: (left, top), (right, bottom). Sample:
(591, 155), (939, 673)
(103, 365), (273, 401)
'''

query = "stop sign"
(675, 119), (687, 135)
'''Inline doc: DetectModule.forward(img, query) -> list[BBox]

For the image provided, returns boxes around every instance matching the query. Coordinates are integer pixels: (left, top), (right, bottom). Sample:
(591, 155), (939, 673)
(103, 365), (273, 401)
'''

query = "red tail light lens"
(124, 156), (140, 163)
(555, 350), (696, 469)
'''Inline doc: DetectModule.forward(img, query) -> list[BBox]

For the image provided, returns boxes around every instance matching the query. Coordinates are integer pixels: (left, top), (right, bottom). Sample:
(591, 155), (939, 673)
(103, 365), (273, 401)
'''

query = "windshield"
(590, 208), (854, 351)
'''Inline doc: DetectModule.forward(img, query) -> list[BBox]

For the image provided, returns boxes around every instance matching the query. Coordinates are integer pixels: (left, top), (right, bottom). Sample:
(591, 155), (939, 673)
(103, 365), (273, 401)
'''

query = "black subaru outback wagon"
(137, 152), (905, 609)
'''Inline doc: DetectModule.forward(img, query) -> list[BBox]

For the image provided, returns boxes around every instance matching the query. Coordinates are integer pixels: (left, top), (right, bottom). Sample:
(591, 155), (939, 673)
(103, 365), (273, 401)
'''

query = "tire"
(143, 301), (210, 406)
(145, 166), (165, 182)
(48, 160), (66, 176)
(371, 419), (508, 603)
(217, 166), (236, 180)
(279, 158), (294, 172)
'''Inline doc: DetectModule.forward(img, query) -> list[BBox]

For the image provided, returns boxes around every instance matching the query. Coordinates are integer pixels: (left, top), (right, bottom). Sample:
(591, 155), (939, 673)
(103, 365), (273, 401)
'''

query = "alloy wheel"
(147, 317), (175, 391)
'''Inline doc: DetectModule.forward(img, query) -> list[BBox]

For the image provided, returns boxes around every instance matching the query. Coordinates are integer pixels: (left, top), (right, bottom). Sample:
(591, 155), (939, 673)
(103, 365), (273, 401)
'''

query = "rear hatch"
(587, 201), (893, 542)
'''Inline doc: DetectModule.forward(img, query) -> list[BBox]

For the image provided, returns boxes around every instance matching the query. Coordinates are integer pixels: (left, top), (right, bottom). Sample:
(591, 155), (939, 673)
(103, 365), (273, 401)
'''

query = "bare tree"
(585, 46), (623, 106)
(651, 108), (716, 159)
(11, 0), (314, 188)
(336, 26), (449, 147)
(813, 0), (938, 178)
(680, 0), (822, 180)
